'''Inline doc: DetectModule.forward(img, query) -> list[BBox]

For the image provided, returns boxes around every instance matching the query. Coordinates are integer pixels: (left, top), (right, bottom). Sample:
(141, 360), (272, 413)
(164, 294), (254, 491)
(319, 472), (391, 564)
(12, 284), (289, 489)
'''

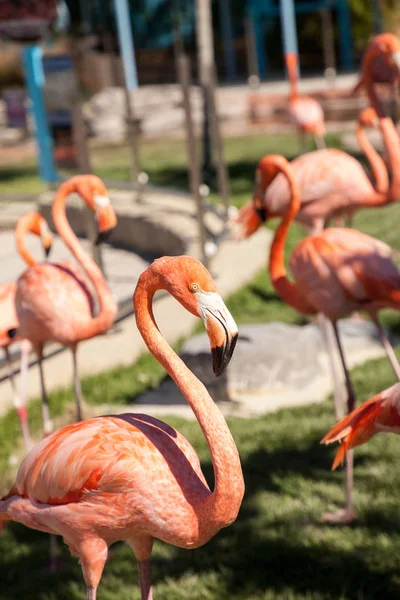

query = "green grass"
(1, 354), (400, 599)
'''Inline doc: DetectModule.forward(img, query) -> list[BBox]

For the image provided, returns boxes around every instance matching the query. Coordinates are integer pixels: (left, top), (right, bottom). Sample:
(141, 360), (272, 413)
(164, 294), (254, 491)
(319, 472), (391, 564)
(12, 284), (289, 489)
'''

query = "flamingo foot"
(321, 507), (357, 525)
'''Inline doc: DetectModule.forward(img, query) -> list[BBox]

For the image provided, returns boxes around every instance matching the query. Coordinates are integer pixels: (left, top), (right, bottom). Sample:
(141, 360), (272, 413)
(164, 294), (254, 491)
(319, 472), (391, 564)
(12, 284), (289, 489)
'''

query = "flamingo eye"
(190, 282), (200, 293)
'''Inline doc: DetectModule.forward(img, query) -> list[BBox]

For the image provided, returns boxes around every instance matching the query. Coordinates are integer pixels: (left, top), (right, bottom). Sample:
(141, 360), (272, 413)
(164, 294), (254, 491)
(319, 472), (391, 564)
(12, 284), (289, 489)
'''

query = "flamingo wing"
(6, 415), (206, 506)
(321, 383), (400, 469)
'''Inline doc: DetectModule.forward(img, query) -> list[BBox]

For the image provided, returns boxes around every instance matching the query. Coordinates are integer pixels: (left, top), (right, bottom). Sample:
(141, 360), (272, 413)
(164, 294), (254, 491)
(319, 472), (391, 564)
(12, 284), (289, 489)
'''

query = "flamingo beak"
(94, 194), (117, 243)
(252, 185), (268, 223)
(196, 291), (238, 377)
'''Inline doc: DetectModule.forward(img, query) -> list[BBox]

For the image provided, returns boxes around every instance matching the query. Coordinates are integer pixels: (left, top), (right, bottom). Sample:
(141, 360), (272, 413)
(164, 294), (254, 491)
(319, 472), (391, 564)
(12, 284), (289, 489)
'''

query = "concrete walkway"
(0, 205), (270, 416)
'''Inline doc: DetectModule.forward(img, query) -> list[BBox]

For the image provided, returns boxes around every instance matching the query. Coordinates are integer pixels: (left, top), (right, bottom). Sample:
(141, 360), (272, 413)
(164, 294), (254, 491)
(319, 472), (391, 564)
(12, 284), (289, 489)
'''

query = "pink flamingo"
(258, 153), (400, 523)
(0, 212), (53, 451)
(286, 52), (326, 151)
(0, 255), (244, 600)
(352, 33), (400, 93)
(231, 34), (400, 240)
(14, 175), (118, 435)
(322, 382), (400, 470)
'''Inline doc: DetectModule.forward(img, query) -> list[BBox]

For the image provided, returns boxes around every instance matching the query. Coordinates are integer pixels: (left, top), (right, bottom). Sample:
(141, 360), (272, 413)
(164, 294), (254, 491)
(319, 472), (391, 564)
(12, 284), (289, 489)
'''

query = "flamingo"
(257, 153), (400, 523)
(0, 211), (53, 451)
(0, 255), (244, 600)
(231, 34), (400, 240)
(352, 33), (400, 94)
(285, 52), (326, 151)
(14, 175), (118, 435)
(322, 382), (400, 471)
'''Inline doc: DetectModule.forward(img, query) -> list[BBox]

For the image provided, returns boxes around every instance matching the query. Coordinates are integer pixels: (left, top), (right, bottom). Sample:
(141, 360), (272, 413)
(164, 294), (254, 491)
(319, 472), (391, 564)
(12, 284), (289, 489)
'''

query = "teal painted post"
(22, 46), (59, 184)
(279, 0), (299, 76)
(252, 14), (267, 78)
(219, 0), (237, 80)
(113, 0), (138, 90)
(337, 0), (353, 69)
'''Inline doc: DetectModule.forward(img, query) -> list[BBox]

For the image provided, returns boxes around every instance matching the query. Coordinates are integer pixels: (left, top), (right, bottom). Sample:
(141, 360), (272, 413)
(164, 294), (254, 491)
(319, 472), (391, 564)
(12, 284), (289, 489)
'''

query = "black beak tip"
(45, 245), (52, 258)
(211, 333), (238, 377)
(95, 229), (112, 245)
(7, 327), (18, 339)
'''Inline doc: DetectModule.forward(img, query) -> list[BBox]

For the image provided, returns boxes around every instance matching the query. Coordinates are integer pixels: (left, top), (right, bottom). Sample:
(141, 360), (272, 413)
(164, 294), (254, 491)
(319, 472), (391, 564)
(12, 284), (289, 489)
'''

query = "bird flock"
(1, 32), (400, 600)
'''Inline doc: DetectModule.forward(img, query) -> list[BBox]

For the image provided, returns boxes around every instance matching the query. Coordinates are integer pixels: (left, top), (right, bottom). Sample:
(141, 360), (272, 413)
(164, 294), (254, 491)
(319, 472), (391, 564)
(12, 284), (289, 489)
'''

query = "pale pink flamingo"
(0, 211), (53, 451)
(286, 52), (326, 151)
(14, 175), (118, 435)
(258, 153), (400, 523)
(322, 382), (400, 471)
(0, 255), (244, 600)
(352, 33), (400, 94)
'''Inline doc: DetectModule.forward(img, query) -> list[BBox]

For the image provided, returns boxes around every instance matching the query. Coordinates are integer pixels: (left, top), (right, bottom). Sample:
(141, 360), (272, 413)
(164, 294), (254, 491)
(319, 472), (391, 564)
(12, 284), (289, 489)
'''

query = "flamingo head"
(253, 154), (290, 222)
(149, 256), (239, 376)
(364, 33), (400, 82)
(69, 175), (117, 244)
(21, 212), (53, 258)
(358, 107), (379, 128)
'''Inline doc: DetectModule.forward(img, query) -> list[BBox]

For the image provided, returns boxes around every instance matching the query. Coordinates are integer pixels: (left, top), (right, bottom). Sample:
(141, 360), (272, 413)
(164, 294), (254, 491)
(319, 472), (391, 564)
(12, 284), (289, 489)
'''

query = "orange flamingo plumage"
(286, 52), (326, 151)
(259, 153), (400, 523)
(0, 255), (244, 600)
(14, 175), (118, 435)
(0, 211), (53, 451)
(322, 382), (400, 470)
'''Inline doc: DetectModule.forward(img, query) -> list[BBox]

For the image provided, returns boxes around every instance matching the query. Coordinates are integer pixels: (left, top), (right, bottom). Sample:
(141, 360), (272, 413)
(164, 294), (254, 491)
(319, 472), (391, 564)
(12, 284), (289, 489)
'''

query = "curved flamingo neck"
(52, 181), (117, 341)
(356, 122), (389, 195)
(133, 273), (244, 530)
(15, 213), (38, 266)
(286, 52), (299, 100)
(268, 159), (315, 315)
(364, 61), (400, 200)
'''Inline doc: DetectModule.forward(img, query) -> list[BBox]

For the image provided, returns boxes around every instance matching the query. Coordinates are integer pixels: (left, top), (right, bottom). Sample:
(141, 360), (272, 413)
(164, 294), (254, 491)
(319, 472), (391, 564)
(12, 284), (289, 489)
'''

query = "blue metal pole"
(22, 46), (59, 184)
(279, 0), (299, 75)
(337, 0), (353, 70)
(113, 0), (138, 90)
(218, 0), (237, 80)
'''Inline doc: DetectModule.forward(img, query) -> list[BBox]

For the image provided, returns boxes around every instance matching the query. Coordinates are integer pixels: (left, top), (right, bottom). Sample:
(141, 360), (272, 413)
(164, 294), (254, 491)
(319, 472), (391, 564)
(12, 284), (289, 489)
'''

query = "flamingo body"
(290, 227), (400, 320)
(265, 149), (378, 227)
(3, 414), (217, 549)
(289, 96), (325, 136)
(16, 262), (94, 348)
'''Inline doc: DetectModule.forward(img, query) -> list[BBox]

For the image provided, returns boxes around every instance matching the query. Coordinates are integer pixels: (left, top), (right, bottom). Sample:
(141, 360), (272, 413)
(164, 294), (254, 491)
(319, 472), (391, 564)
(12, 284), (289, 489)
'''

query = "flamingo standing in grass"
(0, 255), (244, 600)
(259, 153), (400, 523)
(14, 175), (118, 435)
(286, 53), (326, 151)
(0, 211), (53, 451)
(322, 382), (400, 471)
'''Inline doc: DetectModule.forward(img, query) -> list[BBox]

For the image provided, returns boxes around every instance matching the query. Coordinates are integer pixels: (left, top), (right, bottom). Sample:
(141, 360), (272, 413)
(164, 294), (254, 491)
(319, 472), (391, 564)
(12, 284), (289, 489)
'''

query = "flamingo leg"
(5, 344), (33, 452)
(317, 314), (346, 419)
(314, 134), (326, 150)
(138, 560), (153, 600)
(37, 347), (53, 436)
(87, 588), (96, 600)
(72, 347), (83, 421)
(322, 321), (357, 525)
(373, 316), (400, 381)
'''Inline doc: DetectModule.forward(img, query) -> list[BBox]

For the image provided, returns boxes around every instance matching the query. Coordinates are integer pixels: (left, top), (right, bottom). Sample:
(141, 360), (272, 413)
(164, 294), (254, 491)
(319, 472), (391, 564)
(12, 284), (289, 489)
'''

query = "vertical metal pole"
(321, 8), (337, 83)
(195, 0), (230, 215)
(244, 17), (260, 84)
(22, 46), (59, 184)
(176, 51), (209, 267)
(113, 0), (143, 191)
(218, 0), (237, 80)
(279, 0), (299, 77)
